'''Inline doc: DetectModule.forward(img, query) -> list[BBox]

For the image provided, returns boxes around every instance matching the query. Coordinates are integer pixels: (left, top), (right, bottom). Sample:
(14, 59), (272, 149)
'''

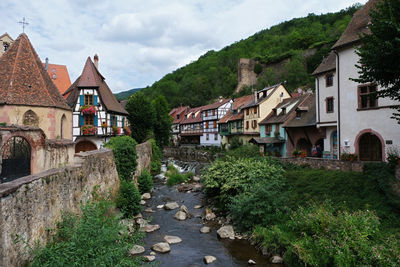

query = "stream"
(141, 161), (276, 267)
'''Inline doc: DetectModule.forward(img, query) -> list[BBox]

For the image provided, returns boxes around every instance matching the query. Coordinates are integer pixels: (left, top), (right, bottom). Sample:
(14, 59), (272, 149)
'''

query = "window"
(282, 108), (286, 115)
(266, 124), (272, 135)
(3, 42), (9, 52)
(214, 134), (218, 140)
(112, 115), (117, 126)
(326, 74), (334, 87)
(206, 121), (209, 129)
(84, 94), (93, 105)
(358, 84), (378, 109)
(177, 114), (180, 119)
(273, 109), (277, 115)
(232, 122), (236, 129)
(296, 111), (301, 119)
(254, 107), (257, 114)
(237, 121), (242, 129)
(84, 115), (94, 125)
(252, 120), (257, 129)
(212, 109), (215, 116)
(192, 113), (195, 118)
(246, 109), (249, 115)
(246, 121), (249, 129)
(326, 97), (334, 113)
(213, 121), (217, 128)
(206, 134), (209, 140)
(275, 124), (280, 133)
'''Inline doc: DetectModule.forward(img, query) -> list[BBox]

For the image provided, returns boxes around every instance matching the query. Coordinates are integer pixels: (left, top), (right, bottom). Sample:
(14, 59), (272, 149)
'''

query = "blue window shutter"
(80, 95), (84, 106)
(94, 115), (98, 126)
(79, 115), (84, 126)
(110, 115), (113, 126)
(94, 95), (98, 106)
(122, 118), (124, 128)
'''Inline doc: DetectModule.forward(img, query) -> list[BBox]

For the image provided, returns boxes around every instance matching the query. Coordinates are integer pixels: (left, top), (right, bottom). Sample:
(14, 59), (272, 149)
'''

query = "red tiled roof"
(332, 0), (379, 50)
(201, 98), (231, 111)
(0, 34), (70, 110)
(180, 107), (203, 124)
(170, 106), (190, 124)
(43, 63), (72, 95)
(64, 57), (128, 115)
(218, 95), (252, 124)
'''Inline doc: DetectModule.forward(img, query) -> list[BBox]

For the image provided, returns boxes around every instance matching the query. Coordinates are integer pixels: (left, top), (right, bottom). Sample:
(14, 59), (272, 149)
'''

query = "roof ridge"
(26, 36), (57, 107)
(6, 35), (23, 103)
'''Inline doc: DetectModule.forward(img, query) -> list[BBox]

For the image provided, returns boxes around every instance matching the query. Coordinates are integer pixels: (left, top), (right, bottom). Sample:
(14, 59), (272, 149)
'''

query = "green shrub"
(116, 180), (141, 218)
(253, 63), (263, 74)
(167, 173), (188, 186)
(185, 171), (194, 180)
(229, 136), (243, 150)
(229, 178), (289, 232)
(253, 202), (400, 267)
(150, 139), (162, 175)
(224, 144), (261, 159)
(203, 157), (284, 212)
(31, 200), (145, 266)
(138, 170), (153, 194)
(104, 136), (138, 181)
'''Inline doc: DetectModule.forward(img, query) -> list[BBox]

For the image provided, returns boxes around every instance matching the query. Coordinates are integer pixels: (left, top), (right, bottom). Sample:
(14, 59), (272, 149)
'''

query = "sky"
(1, 0), (367, 93)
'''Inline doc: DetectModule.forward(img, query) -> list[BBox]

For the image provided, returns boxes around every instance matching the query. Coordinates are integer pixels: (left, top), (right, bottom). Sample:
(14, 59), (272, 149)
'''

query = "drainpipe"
(316, 77), (320, 125)
(334, 50), (341, 160)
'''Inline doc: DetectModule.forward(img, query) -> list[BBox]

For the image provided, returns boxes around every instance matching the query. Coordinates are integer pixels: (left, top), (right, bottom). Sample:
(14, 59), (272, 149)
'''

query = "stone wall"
(0, 149), (119, 267)
(280, 157), (364, 172)
(164, 146), (218, 162)
(133, 140), (152, 180)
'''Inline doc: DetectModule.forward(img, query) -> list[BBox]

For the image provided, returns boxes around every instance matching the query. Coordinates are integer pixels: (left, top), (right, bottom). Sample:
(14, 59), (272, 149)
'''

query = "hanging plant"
(81, 125), (97, 135)
(79, 105), (96, 115)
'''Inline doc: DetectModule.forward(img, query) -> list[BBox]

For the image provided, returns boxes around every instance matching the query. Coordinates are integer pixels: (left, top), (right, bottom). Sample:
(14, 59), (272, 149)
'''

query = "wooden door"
(359, 133), (382, 161)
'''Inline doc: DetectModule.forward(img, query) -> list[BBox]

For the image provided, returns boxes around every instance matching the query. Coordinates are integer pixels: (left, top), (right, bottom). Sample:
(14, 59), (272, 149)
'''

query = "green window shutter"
(94, 115), (98, 126)
(80, 95), (84, 106)
(94, 95), (98, 106)
(79, 115), (84, 126)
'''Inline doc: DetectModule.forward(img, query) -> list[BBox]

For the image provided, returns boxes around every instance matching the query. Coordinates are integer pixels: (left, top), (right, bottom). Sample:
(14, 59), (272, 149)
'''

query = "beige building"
(0, 33), (73, 140)
(241, 83), (291, 143)
(0, 32), (13, 57)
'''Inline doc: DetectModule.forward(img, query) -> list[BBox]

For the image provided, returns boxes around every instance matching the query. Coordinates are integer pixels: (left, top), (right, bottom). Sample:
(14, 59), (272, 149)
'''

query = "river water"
(141, 162), (275, 267)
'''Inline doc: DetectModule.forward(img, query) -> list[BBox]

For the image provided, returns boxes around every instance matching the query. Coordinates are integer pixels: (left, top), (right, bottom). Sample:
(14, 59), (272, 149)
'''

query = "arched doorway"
(296, 138), (312, 156)
(75, 140), (97, 153)
(358, 132), (382, 161)
(0, 136), (31, 183)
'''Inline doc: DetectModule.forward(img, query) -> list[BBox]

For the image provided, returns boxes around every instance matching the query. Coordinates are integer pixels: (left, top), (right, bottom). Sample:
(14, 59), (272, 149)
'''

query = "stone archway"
(0, 136), (31, 183)
(356, 130), (384, 161)
(75, 140), (97, 153)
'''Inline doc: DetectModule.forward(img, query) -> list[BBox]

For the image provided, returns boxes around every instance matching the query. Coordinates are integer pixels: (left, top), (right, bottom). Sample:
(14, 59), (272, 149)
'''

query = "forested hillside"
(140, 5), (360, 108)
(114, 88), (142, 101)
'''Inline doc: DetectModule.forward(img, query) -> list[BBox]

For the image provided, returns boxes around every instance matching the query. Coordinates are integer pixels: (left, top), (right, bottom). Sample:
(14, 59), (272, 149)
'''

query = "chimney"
(253, 89), (258, 102)
(94, 54), (99, 69)
(45, 57), (49, 70)
(218, 96), (223, 103)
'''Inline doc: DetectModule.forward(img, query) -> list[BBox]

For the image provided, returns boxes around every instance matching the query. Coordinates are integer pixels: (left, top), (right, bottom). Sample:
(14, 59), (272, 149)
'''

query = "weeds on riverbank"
(30, 199), (147, 267)
(203, 157), (400, 266)
(165, 164), (193, 186)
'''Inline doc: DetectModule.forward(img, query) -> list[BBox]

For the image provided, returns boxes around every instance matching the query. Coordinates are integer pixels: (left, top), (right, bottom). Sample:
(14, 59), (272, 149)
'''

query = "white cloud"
(0, 0), (367, 93)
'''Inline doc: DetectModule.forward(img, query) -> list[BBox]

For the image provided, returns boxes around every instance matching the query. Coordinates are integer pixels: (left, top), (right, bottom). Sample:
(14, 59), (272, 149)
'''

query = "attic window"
(273, 109), (277, 115)
(3, 42), (9, 52)
(326, 74), (334, 87)
(296, 111), (301, 118)
(84, 95), (93, 105)
(177, 114), (180, 120)
(282, 108), (286, 115)
(263, 91), (266, 98)
(192, 114), (195, 118)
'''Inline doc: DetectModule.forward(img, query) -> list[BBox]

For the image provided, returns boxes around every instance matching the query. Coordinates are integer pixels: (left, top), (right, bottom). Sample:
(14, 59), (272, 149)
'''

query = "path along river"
(141, 161), (279, 267)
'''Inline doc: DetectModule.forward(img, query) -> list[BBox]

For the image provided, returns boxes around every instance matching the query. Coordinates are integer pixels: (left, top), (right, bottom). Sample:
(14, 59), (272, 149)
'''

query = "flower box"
(79, 105), (96, 115)
(113, 126), (121, 135)
(123, 126), (131, 136)
(81, 125), (97, 135)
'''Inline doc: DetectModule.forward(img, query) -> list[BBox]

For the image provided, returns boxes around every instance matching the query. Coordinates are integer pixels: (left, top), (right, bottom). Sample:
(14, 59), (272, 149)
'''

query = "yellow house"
(241, 83), (291, 143)
(0, 34), (72, 139)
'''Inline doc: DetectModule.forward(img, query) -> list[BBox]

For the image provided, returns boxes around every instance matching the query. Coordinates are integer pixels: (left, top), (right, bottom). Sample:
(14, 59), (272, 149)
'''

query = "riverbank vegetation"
(203, 154), (400, 266)
(165, 163), (192, 186)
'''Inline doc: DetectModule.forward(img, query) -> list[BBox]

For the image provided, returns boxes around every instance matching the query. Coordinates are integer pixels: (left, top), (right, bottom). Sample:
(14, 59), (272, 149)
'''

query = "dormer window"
(192, 114), (195, 118)
(296, 111), (301, 118)
(3, 42), (9, 52)
(273, 108), (277, 115)
(263, 91), (266, 98)
(177, 114), (180, 120)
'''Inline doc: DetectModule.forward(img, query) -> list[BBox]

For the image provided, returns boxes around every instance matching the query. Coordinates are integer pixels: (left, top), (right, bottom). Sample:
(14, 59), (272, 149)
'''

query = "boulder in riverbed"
(179, 204), (189, 214)
(164, 202), (179, 210)
(270, 255), (283, 264)
(205, 208), (216, 221)
(141, 193), (151, 200)
(152, 242), (171, 253)
(174, 210), (187, 221)
(200, 226), (211, 233)
(129, 245), (145, 255)
(217, 225), (235, 240)
(164, 235), (182, 244)
(204, 256), (217, 264)
(142, 224), (160, 233)
(144, 255), (156, 262)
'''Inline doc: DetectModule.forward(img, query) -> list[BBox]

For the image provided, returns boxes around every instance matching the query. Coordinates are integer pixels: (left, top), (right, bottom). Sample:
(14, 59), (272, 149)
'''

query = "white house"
(64, 55), (129, 153)
(331, 0), (400, 161)
(200, 98), (233, 146)
(313, 51), (339, 159)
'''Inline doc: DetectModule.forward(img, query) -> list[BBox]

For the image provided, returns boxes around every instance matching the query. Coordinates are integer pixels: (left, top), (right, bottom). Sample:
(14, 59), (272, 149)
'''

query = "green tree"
(355, 0), (400, 122)
(125, 93), (155, 143)
(152, 95), (173, 147)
